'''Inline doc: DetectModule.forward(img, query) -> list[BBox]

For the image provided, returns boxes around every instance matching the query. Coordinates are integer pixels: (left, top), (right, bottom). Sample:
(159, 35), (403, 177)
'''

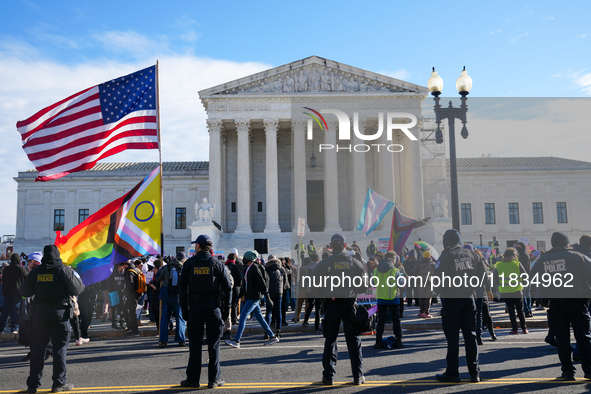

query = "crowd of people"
(2, 231), (591, 390)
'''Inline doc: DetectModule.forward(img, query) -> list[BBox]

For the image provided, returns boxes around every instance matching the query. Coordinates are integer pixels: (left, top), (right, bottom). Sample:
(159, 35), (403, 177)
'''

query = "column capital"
(206, 119), (224, 134)
(263, 118), (279, 132)
(235, 118), (251, 134)
(291, 119), (307, 133)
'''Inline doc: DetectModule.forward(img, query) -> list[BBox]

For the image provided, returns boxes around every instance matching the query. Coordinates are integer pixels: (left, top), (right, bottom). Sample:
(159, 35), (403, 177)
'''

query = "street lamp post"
(480, 233), (483, 246)
(428, 67), (473, 232)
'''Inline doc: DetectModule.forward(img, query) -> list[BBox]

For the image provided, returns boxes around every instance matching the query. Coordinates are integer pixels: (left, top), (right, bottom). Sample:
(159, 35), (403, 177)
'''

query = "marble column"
(207, 119), (224, 226)
(291, 120), (310, 233)
(324, 119), (342, 232)
(410, 122), (425, 218)
(380, 120), (396, 229)
(350, 116), (367, 230)
(264, 118), (281, 233)
(234, 118), (252, 233)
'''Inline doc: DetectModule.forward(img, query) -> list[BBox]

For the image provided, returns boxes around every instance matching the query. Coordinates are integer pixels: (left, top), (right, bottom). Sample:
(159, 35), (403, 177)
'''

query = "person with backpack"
(153, 253), (186, 347)
(225, 250), (279, 348)
(122, 260), (146, 337)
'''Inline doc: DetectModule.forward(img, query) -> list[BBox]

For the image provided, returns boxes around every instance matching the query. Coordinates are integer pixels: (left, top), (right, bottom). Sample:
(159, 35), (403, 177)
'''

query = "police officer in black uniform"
(434, 229), (486, 383)
(179, 234), (231, 389)
(530, 232), (591, 380)
(314, 233), (367, 385)
(19, 245), (85, 394)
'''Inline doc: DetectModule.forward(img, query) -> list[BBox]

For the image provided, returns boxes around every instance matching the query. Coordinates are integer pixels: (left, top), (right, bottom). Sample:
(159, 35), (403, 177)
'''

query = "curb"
(1, 319), (549, 341)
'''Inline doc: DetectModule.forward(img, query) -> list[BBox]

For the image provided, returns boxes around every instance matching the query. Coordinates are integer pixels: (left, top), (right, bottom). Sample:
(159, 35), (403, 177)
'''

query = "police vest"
(496, 260), (523, 293)
(307, 244), (316, 254)
(34, 265), (70, 304)
(300, 244), (305, 252)
(327, 255), (357, 299)
(374, 267), (398, 300)
(190, 258), (217, 295)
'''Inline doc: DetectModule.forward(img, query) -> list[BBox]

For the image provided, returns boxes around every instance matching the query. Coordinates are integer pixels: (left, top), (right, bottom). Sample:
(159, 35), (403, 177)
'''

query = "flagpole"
(156, 60), (164, 257)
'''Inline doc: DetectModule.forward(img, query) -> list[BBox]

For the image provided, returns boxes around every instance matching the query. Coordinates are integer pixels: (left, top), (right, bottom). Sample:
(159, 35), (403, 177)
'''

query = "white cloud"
(0, 37), (271, 236)
(576, 73), (591, 94)
(541, 16), (555, 22)
(509, 31), (529, 44)
(92, 30), (172, 59)
(488, 29), (502, 35)
(577, 34), (588, 39)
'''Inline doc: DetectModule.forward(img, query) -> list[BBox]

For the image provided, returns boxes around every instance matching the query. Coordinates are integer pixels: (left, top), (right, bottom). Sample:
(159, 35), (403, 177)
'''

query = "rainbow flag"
(55, 166), (162, 285)
(387, 207), (418, 255)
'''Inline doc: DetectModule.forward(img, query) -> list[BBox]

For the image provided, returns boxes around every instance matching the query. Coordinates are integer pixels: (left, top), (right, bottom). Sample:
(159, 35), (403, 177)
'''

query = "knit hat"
(532, 250), (541, 258)
(407, 249), (415, 258)
(243, 250), (259, 262)
(176, 251), (187, 260)
(443, 229), (461, 249)
(41, 245), (62, 265)
(551, 232), (570, 248)
(331, 233), (346, 244)
(422, 251), (431, 258)
(462, 244), (474, 251)
(27, 251), (43, 263)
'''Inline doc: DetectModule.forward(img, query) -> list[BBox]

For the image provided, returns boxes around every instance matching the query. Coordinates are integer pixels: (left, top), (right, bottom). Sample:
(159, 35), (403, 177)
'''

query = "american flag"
(17, 65), (159, 181)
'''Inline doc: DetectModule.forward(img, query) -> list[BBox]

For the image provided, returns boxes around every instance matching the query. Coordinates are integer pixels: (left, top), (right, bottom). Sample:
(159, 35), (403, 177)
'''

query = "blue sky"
(0, 0), (590, 236)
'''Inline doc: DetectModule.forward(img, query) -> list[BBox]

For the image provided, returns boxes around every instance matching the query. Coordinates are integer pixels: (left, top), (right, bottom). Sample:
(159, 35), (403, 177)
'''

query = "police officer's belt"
(191, 294), (218, 303)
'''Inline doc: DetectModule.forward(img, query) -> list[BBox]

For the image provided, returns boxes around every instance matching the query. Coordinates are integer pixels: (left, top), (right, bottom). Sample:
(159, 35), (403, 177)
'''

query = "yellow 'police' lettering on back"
(37, 274), (54, 282)
(194, 267), (210, 275)
(335, 262), (350, 270)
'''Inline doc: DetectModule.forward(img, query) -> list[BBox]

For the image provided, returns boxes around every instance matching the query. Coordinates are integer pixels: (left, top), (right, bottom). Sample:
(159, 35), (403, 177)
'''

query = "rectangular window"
(78, 209), (89, 224)
(231, 202), (236, 213)
(176, 246), (185, 254)
(557, 202), (567, 223)
(508, 203), (519, 224)
(485, 203), (496, 224)
(175, 207), (186, 229)
(54, 209), (65, 231)
(461, 203), (472, 225)
(258, 202), (263, 212)
(533, 202), (544, 224)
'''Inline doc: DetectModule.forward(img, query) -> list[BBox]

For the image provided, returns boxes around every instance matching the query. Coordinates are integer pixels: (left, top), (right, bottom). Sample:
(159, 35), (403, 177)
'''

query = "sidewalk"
(0, 300), (549, 341)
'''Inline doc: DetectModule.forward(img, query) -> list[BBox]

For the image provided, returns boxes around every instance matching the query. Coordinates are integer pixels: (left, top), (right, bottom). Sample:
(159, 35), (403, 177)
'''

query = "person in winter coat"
(265, 257), (287, 338)
(154, 256), (186, 347)
(225, 250), (279, 348)
(414, 251), (436, 318)
(373, 251), (403, 349)
(515, 242), (532, 317)
(494, 247), (528, 334)
(225, 253), (243, 325)
(0, 254), (27, 334)
(403, 250), (419, 307)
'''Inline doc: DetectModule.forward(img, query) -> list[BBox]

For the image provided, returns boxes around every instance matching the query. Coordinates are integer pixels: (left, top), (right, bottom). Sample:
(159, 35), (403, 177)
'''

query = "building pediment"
(198, 56), (428, 98)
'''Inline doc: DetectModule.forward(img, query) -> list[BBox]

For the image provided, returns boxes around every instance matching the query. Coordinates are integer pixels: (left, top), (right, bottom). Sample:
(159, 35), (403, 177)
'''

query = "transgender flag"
(356, 189), (395, 236)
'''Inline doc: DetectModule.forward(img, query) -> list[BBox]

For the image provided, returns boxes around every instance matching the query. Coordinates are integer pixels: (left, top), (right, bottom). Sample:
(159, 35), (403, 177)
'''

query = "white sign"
(517, 237), (530, 245)
(297, 217), (306, 236)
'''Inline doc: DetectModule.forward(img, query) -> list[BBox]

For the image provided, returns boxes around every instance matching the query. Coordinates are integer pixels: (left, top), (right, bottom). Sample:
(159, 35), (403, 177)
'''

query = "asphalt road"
(2, 327), (591, 394)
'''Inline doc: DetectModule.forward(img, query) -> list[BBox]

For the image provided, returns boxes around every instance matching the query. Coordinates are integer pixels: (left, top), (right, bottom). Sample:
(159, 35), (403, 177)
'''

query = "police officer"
(179, 234), (231, 389)
(530, 232), (591, 380)
(19, 245), (85, 394)
(434, 229), (486, 383)
(314, 233), (367, 385)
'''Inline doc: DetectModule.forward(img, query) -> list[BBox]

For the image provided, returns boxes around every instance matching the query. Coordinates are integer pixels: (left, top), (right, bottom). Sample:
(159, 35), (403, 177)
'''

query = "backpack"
(168, 264), (181, 295)
(258, 264), (270, 293)
(128, 267), (147, 295)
